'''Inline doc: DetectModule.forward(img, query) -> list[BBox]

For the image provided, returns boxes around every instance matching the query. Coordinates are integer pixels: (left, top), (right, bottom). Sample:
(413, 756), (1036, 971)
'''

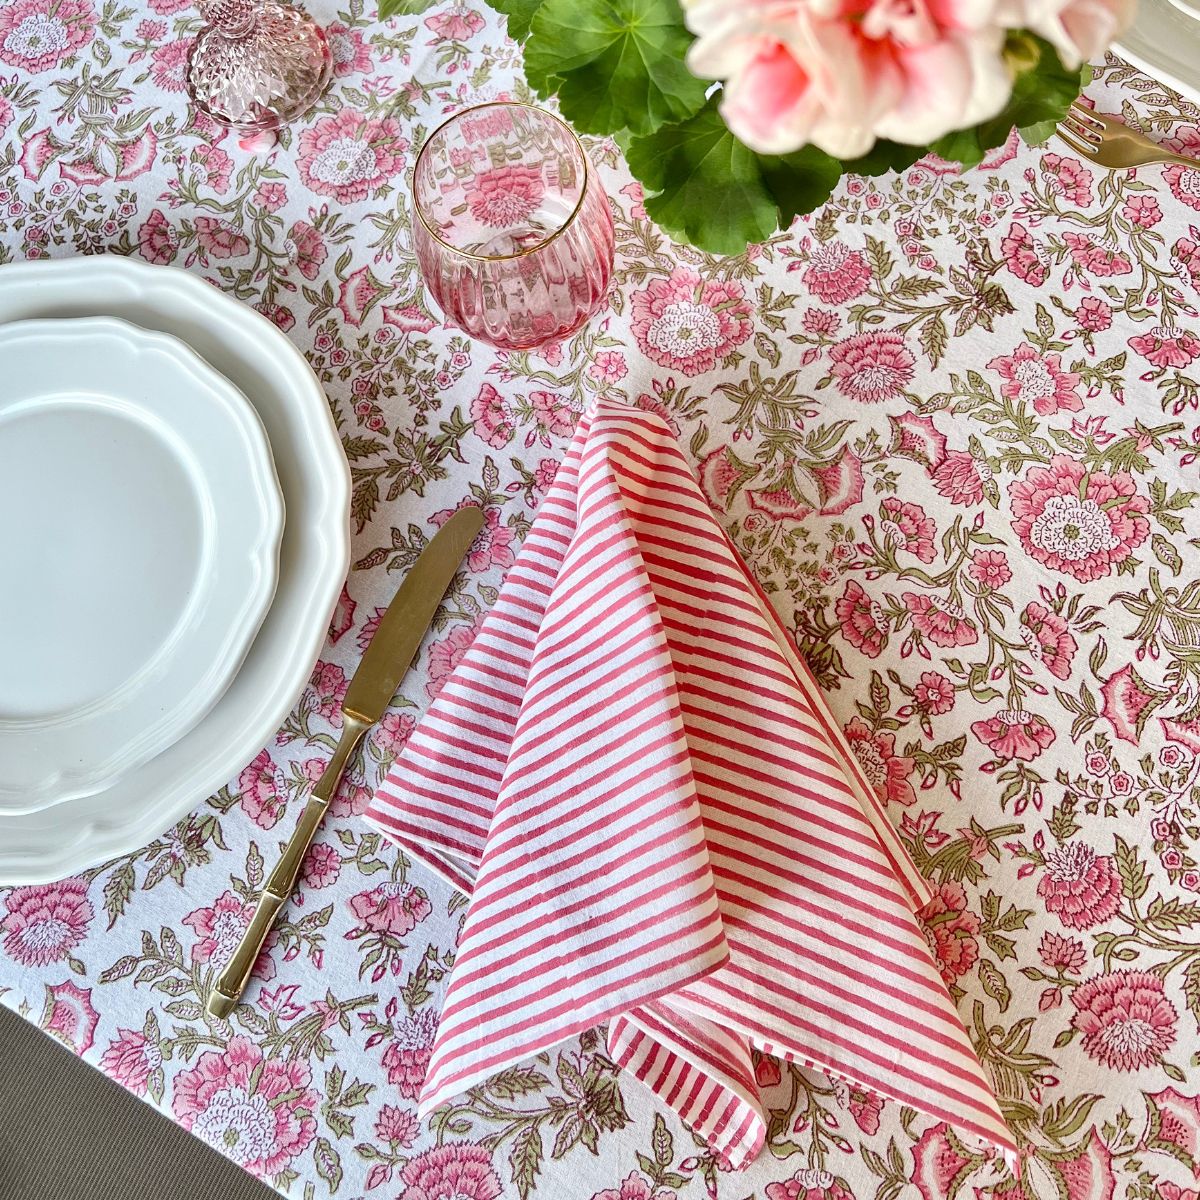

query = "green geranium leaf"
(756, 146), (842, 228)
(378, 0), (435, 19)
(626, 99), (781, 255)
(842, 139), (927, 178)
(523, 0), (707, 135)
(929, 32), (1085, 167)
(487, 0), (544, 40)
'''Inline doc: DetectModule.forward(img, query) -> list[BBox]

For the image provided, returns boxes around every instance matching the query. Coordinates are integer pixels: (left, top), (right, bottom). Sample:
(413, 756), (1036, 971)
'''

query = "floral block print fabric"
(1, 1), (1200, 1197)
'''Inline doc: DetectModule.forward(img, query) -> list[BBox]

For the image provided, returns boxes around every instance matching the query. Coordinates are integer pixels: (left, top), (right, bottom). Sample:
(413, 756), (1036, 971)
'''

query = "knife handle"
(206, 714), (369, 1019)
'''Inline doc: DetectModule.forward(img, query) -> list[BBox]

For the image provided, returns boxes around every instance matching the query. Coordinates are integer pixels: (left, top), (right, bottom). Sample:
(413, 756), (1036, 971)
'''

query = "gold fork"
(1056, 101), (1199, 170)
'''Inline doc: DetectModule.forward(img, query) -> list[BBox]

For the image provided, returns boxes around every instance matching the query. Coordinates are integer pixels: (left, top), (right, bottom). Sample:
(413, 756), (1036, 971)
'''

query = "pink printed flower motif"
(287, 220), (326, 280)
(1165, 164), (1200, 212)
(425, 5), (485, 40)
(149, 39), (191, 92)
(1001, 222), (1047, 285)
(969, 549), (1011, 588)
(1040, 931), (1086, 973)
(1175, 236), (1200, 290)
(427, 617), (483, 698)
(298, 110), (407, 205)
(194, 216), (249, 259)
(2, 878), (93, 966)
(398, 1142), (502, 1200)
(1145, 1088), (1200, 1171)
(325, 21), (371, 75)
(338, 264), (388, 327)
(1075, 296), (1112, 332)
(1021, 601), (1077, 679)
(880, 497), (936, 562)
(310, 660), (348, 722)
(530, 389), (580, 438)
(1009, 456), (1150, 582)
(349, 881), (432, 937)
(766, 1175), (853, 1200)
(844, 717), (916, 807)
(988, 342), (1082, 417)
(914, 671), (955, 715)
(100, 1029), (159, 1095)
(828, 331), (915, 403)
(1038, 842), (1122, 929)
(376, 1104), (421, 1147)
(1124, 195), (1161, 227)
(1063, 231), (1133, 277)
(254, 182), (286, 211)
(931, 450), (985, 506)
(374, 710), (415, 758)
(592, 1172), (679, 1200)
(1071, 971), (1177, 1071)
(183, 891), (277, 979)
(919, 880), (980, 986)
(301, 843), (340, 890)
(173, 1037), (317, 1176)
(136, 208), (178, 264)
(802, 242), (871, 304)
(904, 592), (979, 647)
(630, 268), (753, 376)
(191, 143), (232, 193)
(1101, 663), (1165, 744)
(847, 1087), (884, 1136)
(467, 164), (544, 227)
(382, 1008), (438, 1098)
(835, 580), (888, 659)
(589, 350), (628, 383)
(888, 412), (946, 470)
(1129, 327), (1200, 369)
(238, 748), (288, 829)
(1041, 152), (1093, 206)
(41, 979), (98, 1054)
(972, 709), (1056, 761)
(0, 96), (13, 138)
(470, 382), (515, 448)
(466, 508), (516, 573)
(0, 0), (95, 72)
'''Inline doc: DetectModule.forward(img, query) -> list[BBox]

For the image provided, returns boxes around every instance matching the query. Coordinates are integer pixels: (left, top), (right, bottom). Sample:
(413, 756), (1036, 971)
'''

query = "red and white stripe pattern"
(365, 400), (1015, 1170)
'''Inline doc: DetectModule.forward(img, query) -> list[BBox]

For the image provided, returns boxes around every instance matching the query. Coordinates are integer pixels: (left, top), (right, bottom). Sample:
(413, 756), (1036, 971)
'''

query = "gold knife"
(206, 505), (485, 1019)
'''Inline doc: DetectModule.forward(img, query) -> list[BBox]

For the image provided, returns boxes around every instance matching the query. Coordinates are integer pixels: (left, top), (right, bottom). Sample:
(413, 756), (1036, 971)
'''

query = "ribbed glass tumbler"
(411, 103), (615, 350)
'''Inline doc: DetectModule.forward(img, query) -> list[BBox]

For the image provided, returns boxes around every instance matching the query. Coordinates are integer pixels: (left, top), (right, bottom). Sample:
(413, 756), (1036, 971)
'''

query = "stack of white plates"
(1116, 0), (1200, 104)
(0, 257), (350, 885)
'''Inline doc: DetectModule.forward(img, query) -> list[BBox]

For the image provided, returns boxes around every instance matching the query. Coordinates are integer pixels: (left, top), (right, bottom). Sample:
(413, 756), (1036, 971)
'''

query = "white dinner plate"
(0, 318), (283, 813)
(0, 256), (350, 884)
(1115, 0), (1200, 106)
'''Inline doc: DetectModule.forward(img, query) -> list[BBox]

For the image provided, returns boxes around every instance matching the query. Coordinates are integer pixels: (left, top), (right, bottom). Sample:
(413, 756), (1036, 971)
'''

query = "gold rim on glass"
(411, 100), (592, 263)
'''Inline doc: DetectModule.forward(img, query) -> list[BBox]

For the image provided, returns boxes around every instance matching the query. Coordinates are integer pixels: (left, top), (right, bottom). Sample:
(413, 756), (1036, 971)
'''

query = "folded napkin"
(364, 399), (1015, 1169)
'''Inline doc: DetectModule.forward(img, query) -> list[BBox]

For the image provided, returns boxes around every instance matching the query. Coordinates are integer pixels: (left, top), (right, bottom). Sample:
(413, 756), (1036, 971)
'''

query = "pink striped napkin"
(364, 399), (1015, 1170)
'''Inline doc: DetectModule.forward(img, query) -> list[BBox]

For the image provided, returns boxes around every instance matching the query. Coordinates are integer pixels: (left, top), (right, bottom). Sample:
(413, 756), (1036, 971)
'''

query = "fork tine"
(1062, 114), (1103, 144)
(1056, 124), (1099, 159)
(1068, 101), (1106, 130)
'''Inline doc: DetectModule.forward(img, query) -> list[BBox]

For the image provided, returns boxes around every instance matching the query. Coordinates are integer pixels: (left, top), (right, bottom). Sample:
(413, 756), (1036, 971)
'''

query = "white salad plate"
(0, 256), (350, 884)
(0, 317), (284, 814)
(1116, 0), (1200, 106)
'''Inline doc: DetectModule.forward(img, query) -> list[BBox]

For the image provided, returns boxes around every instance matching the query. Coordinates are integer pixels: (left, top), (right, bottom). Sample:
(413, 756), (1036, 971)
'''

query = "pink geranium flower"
(1038, 842), (1121, 928)
(399, 1143), (502, 1200)
(802, 242), (871, 304)
(988, 342), (1082, 416)
(149, 39), (191, 92)
(1165, 164), (1200, 212)
(470, 382), (515, 448)
(931, 449), (985, 506)
(382, 1008), (438, 1098)
(349, 881), (432, 936)
(1071, 971), (1177, 1070)
(1129, 327), (1200, 369)
(971, 708), (1056, 761)
(880, 497), (936, 562)
(829, 331), (915, 403)
(467, 164), (544, 227)
(2, 878), (93, 966)
(0, 0), (95, 72)
(1021, 600), (1077, 679)
(173, 1037), (317, 1176)
(834, 580), (888, 659)
(969, 549), (1010, 588)
(630, 268), (753, 376)
(1062, 231), (1132, 277)
(589, 349), (628, 383)
(298, 110), (407, 205)
(1001, 222), (1047, 285)
(919, 880), (980, 985)
(903, 592), (979, 647)
(1009, 456), (1150, 582)
(844, 717), (916, 806)
(326, 21), (372, 75)
(183, 890), (277, 979)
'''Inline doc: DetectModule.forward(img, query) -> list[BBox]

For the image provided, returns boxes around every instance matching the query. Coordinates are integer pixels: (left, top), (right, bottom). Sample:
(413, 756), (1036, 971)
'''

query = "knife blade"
(207, 505), (484, 1018)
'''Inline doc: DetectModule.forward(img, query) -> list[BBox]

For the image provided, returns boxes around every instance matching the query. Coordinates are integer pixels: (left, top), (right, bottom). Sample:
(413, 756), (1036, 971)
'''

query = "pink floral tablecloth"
(3, 4), (1200, 1197)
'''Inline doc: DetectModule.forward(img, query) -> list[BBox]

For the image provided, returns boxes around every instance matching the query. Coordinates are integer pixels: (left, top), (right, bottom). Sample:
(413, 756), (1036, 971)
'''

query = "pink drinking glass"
(411, 102), (615, 350)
